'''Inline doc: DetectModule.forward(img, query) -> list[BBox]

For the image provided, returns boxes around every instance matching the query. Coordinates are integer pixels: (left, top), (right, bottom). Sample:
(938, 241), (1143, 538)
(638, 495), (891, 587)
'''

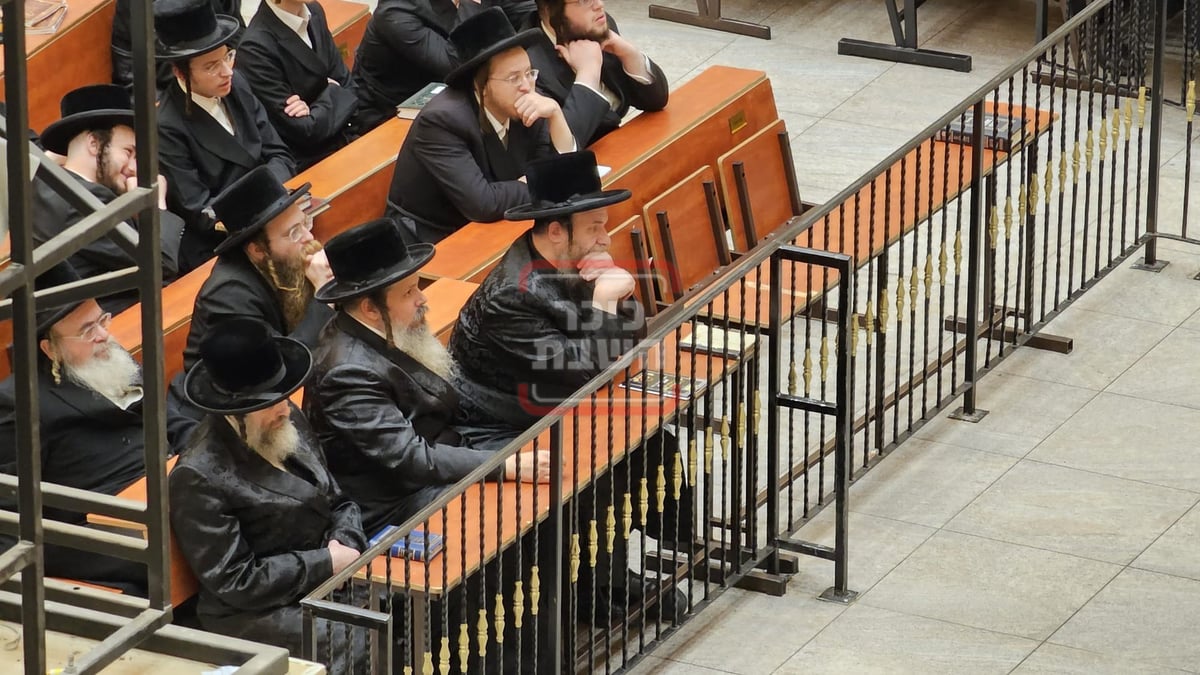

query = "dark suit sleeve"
(236, 33), (358, 150)
(159, 122), (220, 234)
(170, 464), (334, 611)
(550, 80), (611, 152)
(372, 5), (459, 80)
(412, 109), (530, 222)
(327, 495), (368, 551)
(245, 84), (298, 183)
(315, 361), (495, 485)
(492, 0), (536, 27)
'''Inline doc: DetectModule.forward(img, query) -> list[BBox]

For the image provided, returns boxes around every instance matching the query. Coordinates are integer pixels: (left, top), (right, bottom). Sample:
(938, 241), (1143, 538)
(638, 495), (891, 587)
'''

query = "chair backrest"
(717, 118), (802, 252)
(606, 214), (659, 315)
(642, 166), (730, 301)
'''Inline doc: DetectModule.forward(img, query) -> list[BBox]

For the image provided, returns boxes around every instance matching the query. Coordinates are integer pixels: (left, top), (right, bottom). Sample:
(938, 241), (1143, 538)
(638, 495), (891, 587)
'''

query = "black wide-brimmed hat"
(34, 261), (89, 338)
(184, 317), (312, 415)
(314, 218), (435, 303)
(504, 151), (631, 221)
(445, 7), (541, 88)
(154, 0), (241, 62)
(212, 166), (312, 256)
(40, 85), (135, 155)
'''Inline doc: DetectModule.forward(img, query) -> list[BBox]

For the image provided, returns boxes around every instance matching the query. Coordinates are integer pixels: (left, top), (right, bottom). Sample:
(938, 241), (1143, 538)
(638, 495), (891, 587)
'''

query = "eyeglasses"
(565, 0), (602, 8)
(282, 216), (315, 243)
(201, 50), (237, 77)
(60, 312), (113, 341)
(489, 69), (539, 88)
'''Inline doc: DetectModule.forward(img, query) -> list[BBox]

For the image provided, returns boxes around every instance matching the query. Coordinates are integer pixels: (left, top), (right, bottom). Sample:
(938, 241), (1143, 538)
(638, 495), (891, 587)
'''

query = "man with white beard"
(170, 318), (368, 674)
(0, 262), (193, 595)
(304, 218), (551, 536)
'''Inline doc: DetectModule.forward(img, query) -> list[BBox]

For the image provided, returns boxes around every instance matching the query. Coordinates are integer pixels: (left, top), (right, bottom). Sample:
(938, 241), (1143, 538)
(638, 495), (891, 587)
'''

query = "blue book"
(368, 526), (444, 562)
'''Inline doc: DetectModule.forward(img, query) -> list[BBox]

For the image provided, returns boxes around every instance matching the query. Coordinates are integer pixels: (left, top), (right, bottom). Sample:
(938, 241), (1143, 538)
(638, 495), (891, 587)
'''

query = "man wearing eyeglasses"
(386, 7), (575, 244)
(521, 0), (666, 146)
(168, 166), (334, 425)
(0, 262), (194, 596)
(155, 0), (297, 273)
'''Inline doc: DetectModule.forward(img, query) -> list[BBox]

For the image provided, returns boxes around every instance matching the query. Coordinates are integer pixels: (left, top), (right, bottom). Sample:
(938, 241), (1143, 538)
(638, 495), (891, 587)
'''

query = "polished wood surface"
(719, 118), (795, 252)
(323, 0), (369, 70)
(643, 165), (725, 298)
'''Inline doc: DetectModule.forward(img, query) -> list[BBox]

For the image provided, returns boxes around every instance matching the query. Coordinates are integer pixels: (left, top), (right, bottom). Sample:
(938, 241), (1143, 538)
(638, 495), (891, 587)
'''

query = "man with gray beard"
(170, 318), (368, 674)
(169, 165), (335, 427)
(305, 218), (551, 536)
(0, 262), (193, 595)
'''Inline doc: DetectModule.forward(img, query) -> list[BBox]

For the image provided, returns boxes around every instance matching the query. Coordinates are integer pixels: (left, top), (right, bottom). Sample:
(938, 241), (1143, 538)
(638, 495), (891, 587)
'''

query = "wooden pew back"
(718, 119), (802, 252)
(642, 166), (730, 300)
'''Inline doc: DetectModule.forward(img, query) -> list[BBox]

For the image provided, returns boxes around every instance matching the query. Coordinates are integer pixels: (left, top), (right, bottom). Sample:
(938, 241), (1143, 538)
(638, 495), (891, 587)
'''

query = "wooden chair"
(717, 119), (805, 253)
(605, 214), (659, 319)
(641, 166), (731, 300)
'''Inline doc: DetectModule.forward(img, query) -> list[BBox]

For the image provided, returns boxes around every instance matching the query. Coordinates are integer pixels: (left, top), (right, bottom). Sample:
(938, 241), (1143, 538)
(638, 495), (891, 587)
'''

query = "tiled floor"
(586, 0), (1200, 673)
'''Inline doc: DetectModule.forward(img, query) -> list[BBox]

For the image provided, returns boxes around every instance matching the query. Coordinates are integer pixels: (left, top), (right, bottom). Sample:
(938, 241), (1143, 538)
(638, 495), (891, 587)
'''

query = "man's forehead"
(267, 205), (307, 233)
(54, 299), (102, 330)
(491, 48), (530, 73)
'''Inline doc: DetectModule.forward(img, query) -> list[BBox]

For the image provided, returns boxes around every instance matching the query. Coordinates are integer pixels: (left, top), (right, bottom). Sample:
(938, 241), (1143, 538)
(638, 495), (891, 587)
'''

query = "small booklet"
(368, 526), (444, 562)
(680, 324), (757, 358)
(934, 108), (1025, 152)
(619, 370), (706, 400)
(396, 82), (446, 120)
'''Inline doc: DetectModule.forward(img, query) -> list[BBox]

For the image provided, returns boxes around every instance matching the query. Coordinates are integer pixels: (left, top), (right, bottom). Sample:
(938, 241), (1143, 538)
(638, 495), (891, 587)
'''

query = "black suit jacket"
(31, 173), (185, 314)
(157, 73), (296, 272)
(449, 232), (645, 432)
(350, 0), (533, 131)
(170, 409), (366, 627)
(386, 86), (555, 242)
(521, 14), (668, 147)
(305, 313), (495, 533)
(236, 0), (360, 171)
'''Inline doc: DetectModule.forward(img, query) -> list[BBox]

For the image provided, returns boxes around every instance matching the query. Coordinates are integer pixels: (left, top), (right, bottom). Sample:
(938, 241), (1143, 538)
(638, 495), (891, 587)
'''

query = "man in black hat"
(0, 262), (193, 595)
(521, 0), (666, 146)
(305, 218), (550, 535)
(170, 317), (367, 672)
(155, 0), (297, 273)
(168, 166), (333, 423)
(33, 84), (186, 314)
(386, 6), (575, 244)
(450, 150), (690, 626)
(236, 0), (361, 171)
(350, 0), (533, 132)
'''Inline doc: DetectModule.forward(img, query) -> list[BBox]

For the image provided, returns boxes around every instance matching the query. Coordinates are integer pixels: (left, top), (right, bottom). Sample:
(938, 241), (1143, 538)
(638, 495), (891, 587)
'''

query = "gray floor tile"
(862, 530), (1120, 640)
(1012, 643), (1190, 674)
(1184, 307), (1200, 334)
(915, 372), (1098, 457)
(946, 459), (1197, 564)
(1108, 327), (1200, 411)
(791, 118), (943, 203)
(1029, 392), (1200, 492)
(788, 509), (936, 597)
(1051, 568), (1200, 672)
(1134, 503), (1200, 582)
(648, 588), (845, 675)
(994, 307), (1173, 391)
(774, 604), (1037, 675)
(1071, 247), (1200, 327)
(846, 438), (1017, 528)
(766, 0), (974, 50)
(625, 655), (738, 675)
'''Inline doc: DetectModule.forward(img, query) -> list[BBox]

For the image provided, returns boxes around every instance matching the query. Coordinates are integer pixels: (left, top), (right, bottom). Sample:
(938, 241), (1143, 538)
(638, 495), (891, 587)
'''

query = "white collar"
(540, 18), (557, 43)
(266, 1), (312, 43)
(475, 91), (509, 139)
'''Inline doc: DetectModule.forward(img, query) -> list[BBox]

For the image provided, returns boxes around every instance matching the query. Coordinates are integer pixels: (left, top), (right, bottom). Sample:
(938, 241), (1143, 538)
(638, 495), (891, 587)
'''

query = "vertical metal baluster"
(907, 146), (920, 429)
(937, 130), (952, 399)
(893, 156), (907, 441)
(1041, 43), (1058, 323)
(1182, 2), (1197, 240)
(1081, 16), (1097, 284)
(922, 138), (935, 415)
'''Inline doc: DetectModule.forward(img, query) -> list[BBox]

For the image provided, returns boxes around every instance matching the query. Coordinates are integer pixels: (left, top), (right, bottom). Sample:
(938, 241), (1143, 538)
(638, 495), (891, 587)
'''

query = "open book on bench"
(619, 370), (706, 400)
(680, 324), (757, 358)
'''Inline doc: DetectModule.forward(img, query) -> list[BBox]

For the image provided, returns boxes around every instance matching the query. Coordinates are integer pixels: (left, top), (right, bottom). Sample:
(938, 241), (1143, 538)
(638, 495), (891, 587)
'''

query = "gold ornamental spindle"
(623, 492), (633, 538)
(850, 314), (859, 352)
(938, 246), (948, 286)
(1124, 98), (1134, 135)
(687, 437), (697, 490)
(1113, 101), (1122, 145)
(477, 609), (488, 660)
(924, 255), (934, 292)
(673, 450), (684, 501)
(1099, 117), (1109, 156)
(513, 580), (525, 629)
(704, 432), (713, 475)
(494, 594), (505, 644)
(606, 504), (617, 553)
(1137, 86), (1147, 128)
(529, 566), (541, 617)
(895, 275), (905, 315)
(1018, 183), (1027, 220)
(988, 205), (998, 248)
(1004, 197), (1013, 240)
(1071, 140), (1080, 184)
(1085, 128), (1094, 169)
(908, 266), (918, 310)
(737, 402), (746, 447)
(656, 464), (667, 513)
(1028, 177), (1038, 214)
(819, 336), (829, 382)
(569, 533), (581, 583)
(720, 419), (730, 462)
(404, 666), (413, 675)
(1043, 157), (1054, 198)
(878, 288), (889, 333)
(439, 637), (450, 675)
(863, 300), (874, 346)
(458, 623), (470, 671)
(1187, 81), (1196, 122)
(788, 360), (798, 395)
(639, 477), (650, 525)
(753, 390), (761, 431)
(588, 519), (599, 568)
(802, 347), (813, 391)
(1058, 151), (1067, 187)
(422, 652), (434, 675)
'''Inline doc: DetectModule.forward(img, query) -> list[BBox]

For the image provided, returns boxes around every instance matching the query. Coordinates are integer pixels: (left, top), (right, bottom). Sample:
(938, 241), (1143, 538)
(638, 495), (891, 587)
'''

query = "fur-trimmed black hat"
(504, 151), (631, 221)
(211, 166), (312, 256)
(314, 218), (434, 303)
(445, 7), (541, 88)
(184, 317), (312, 415)
(34, 261), (89, 338)
(40, 85), (135, 155)
(154, 0), (241, 62)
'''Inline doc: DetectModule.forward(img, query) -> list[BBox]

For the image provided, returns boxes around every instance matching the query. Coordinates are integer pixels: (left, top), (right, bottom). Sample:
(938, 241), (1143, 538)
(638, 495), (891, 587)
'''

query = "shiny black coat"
(236, 0), (360, 170)
(157, 73), (296, 272)
(305, 313), (495, 533)
(520, 14), (668, 147)
(31, 173), (185, 314)
(449, 232), (644, 431)
(386, 86), (555, 243)
(169, 409), (366, 644)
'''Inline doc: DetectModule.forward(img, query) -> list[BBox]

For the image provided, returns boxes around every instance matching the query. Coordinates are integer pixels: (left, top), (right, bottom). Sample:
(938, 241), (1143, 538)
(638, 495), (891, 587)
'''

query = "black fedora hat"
(184, 317), (312, 415)
(154, 0), (241, 62)
(34, 261), (90, 338)
(40, 85), (136, 155)
(505, 151), (631, 221)
(211, 166), (312, 256)
(445, 7), (541, 88)
(315, 218), (435, 303)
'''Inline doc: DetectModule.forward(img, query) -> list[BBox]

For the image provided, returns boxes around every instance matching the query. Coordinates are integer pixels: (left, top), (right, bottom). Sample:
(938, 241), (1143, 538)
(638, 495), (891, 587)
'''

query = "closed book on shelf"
(396, 82), (446, 120)
(935, 109), (1025, 152)
(369, 526), (445, 562)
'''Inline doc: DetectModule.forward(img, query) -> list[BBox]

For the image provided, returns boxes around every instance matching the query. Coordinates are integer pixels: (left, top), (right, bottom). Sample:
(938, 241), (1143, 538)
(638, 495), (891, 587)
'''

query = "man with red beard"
(155, 0), (296, 272)
(170, 318), (367, 674)
(520, 0), (666, 146)
(0, 263), (193, 595)
(168, 166), (334, 426)
(33, 84), (186, 314)
(305, 218), (551, 536)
